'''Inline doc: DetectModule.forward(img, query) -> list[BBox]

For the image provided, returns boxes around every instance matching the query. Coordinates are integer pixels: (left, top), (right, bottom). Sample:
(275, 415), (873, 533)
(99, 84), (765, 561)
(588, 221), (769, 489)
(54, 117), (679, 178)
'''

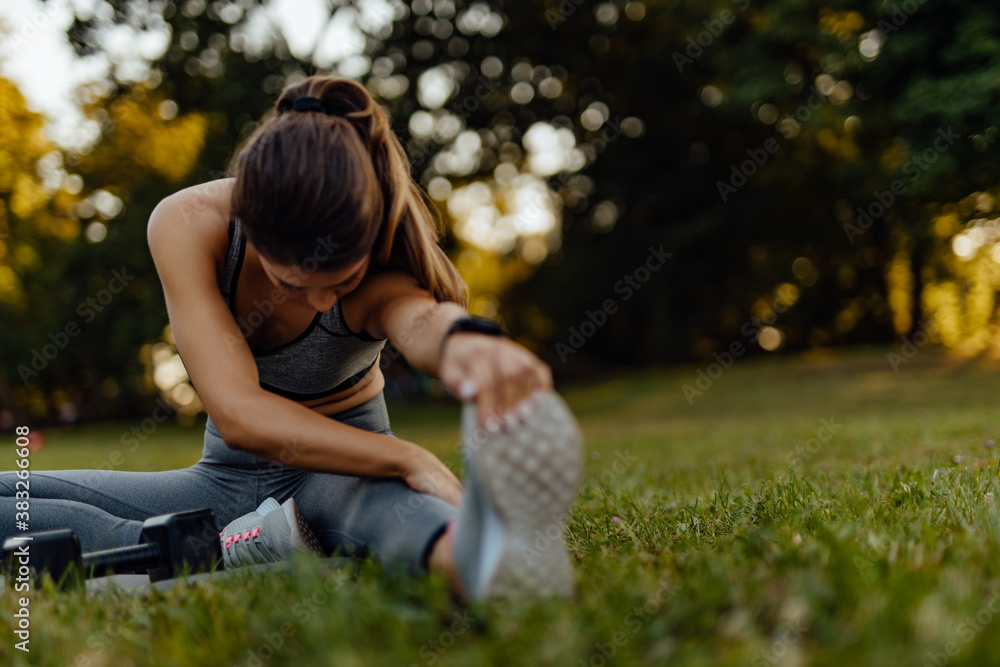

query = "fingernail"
(457, 380), (478, 401)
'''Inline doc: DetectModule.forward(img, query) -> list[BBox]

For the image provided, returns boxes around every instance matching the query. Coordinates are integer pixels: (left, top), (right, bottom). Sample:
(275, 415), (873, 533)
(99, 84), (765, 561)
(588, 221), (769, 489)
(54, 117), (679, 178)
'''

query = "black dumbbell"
(3, 508), (223, 587)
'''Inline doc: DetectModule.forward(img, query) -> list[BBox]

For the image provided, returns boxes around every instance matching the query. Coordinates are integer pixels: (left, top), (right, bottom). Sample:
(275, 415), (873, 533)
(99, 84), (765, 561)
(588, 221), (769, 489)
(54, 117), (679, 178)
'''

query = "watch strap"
(440, 316), (505, 359)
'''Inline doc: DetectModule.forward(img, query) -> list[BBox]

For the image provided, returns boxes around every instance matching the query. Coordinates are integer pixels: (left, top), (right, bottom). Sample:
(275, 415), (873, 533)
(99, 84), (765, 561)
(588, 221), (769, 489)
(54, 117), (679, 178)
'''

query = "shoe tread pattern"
(475, 392), (583, 598)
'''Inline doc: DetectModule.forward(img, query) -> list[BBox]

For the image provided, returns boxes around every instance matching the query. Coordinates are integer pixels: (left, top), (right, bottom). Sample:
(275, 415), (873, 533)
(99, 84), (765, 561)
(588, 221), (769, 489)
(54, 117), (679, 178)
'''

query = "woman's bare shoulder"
(147, 178), (236, 275)
(150, 178), (234, 228)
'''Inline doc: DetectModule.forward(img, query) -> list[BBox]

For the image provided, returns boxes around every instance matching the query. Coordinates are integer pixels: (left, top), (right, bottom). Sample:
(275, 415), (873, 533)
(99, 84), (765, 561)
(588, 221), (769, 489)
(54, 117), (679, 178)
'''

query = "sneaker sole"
(469, 392), (583, 598)
(283, 499), (326, 556)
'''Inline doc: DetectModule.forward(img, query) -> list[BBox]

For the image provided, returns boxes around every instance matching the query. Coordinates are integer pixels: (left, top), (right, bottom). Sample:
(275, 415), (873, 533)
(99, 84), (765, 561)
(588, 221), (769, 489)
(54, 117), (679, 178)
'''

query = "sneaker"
(218, 497), (325, 569)
(452, 390), (583, 600)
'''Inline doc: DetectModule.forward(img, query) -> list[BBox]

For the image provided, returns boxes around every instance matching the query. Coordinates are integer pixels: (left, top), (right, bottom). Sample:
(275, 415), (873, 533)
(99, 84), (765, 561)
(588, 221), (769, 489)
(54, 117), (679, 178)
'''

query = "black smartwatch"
(440, 316), (505, 356)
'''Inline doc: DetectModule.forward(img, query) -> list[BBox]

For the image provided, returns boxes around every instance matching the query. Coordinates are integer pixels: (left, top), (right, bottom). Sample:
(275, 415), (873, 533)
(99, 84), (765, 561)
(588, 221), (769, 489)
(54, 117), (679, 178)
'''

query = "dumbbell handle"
(82, 542), (162, 576)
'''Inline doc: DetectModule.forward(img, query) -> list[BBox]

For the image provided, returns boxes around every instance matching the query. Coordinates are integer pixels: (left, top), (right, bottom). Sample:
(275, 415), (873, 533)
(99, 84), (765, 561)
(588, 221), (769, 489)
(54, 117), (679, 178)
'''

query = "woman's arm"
(353, 272), (553, 428)
(146, 189), (461, 504)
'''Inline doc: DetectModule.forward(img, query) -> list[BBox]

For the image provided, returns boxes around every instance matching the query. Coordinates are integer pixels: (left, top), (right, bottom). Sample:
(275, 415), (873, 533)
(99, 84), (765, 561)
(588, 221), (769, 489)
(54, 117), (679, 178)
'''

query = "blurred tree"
(518, 0), (1000, 368)
(710, 0), (1000, 346)
(0, 67), (208, 423)
(4, 0), (994, 423)
(61, 0), (647, 401)
(0, 76), (83, 423)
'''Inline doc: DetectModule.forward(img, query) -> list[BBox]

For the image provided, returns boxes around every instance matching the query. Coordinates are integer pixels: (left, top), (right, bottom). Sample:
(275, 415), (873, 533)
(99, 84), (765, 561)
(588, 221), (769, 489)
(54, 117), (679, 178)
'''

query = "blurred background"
(0, 0), (998, 427)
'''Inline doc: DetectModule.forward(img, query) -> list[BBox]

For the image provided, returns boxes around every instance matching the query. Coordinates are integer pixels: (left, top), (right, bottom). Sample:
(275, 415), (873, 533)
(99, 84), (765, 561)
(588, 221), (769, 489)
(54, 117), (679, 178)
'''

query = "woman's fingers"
(440, 333), (554, 429)
(442, 478), (462, 507)
(429, 473), (462, 507)
(402, 450), (464, 508)
(483, 345), (552, 428)
(456, 379), (478, 401)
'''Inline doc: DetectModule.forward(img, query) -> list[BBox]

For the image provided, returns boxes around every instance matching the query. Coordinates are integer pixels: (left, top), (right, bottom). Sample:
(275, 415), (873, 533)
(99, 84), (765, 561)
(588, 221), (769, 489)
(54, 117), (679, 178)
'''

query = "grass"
(6, 346), (1000, 666)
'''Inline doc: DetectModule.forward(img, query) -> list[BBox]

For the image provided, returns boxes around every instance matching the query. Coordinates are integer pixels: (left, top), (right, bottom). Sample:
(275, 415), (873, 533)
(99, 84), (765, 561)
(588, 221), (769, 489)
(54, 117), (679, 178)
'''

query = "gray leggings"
(0, 393), (456, 574)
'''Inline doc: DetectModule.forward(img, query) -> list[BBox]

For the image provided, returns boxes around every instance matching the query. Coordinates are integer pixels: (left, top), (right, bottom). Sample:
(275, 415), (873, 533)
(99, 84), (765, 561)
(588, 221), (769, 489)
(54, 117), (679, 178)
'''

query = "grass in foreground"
(6, 347), (1000, 666)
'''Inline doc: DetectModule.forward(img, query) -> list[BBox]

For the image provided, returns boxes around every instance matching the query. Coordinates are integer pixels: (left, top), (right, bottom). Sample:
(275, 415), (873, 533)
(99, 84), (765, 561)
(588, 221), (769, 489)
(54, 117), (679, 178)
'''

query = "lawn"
(5, 346), (1000, 666)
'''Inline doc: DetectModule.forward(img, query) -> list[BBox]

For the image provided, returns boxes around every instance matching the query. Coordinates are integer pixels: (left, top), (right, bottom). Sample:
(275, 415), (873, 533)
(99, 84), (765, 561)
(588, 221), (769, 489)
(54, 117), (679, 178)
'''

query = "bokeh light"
(759, 327), (784, 351)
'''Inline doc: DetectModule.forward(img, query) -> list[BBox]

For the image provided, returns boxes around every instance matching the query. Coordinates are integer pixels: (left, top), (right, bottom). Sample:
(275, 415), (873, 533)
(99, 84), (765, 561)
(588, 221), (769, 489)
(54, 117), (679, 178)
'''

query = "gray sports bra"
(217, 218), (386, 401)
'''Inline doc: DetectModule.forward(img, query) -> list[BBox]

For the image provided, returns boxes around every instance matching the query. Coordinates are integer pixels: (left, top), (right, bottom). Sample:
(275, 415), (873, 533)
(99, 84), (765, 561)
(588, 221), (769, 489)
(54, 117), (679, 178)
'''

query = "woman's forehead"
(262, 253), (369, 285)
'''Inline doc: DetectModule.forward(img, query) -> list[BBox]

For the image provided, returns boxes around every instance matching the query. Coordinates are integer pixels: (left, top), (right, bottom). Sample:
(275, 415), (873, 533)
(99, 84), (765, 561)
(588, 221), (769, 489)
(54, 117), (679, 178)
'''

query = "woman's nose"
(307, 289), (338, 313)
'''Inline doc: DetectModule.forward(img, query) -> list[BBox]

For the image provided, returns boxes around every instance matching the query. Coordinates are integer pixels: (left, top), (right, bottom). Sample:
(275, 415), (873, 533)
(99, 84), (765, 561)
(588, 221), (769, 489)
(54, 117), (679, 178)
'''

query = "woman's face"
(257, 250), (371, 313)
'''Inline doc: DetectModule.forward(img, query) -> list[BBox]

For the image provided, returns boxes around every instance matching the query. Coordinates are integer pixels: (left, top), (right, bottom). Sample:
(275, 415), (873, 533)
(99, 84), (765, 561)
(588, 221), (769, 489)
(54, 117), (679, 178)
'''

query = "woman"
(0, 75), (582, 600)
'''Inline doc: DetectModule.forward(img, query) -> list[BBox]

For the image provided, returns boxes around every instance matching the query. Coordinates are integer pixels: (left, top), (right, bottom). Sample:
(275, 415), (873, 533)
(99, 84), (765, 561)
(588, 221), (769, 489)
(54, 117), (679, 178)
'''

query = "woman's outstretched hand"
(401, 446), (463, 507)
(438, 333), (554, 429)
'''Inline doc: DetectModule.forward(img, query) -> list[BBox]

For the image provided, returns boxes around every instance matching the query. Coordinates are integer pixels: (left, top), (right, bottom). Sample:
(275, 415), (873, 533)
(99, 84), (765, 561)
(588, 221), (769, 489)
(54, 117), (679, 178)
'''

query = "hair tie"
(291, 96), (326, 113)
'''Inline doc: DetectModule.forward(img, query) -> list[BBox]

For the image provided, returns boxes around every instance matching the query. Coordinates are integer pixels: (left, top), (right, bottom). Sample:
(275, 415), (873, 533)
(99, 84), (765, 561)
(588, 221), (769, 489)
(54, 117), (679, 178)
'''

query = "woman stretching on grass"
(0, 75), (582, 600)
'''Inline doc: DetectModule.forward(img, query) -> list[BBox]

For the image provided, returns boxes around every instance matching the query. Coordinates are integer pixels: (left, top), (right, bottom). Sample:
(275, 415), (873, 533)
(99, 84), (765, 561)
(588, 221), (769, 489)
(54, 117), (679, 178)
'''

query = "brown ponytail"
(228, 75), (467, 305)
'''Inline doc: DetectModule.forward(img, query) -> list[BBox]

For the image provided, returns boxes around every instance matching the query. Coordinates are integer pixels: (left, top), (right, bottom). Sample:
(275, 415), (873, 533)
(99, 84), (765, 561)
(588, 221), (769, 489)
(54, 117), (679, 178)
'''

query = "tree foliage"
(2, 0), (998, 422)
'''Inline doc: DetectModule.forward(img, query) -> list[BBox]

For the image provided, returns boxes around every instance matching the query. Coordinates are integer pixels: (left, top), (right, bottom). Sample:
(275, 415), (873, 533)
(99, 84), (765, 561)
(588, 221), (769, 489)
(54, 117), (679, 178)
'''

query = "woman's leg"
(439, 393), (584, 600)
(271, 470), (457, 574)
(0, 428), (261, 552)
(273, 390), (582, 599)
(256, 391), (458, 574)
(0, 492), (145, 552)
